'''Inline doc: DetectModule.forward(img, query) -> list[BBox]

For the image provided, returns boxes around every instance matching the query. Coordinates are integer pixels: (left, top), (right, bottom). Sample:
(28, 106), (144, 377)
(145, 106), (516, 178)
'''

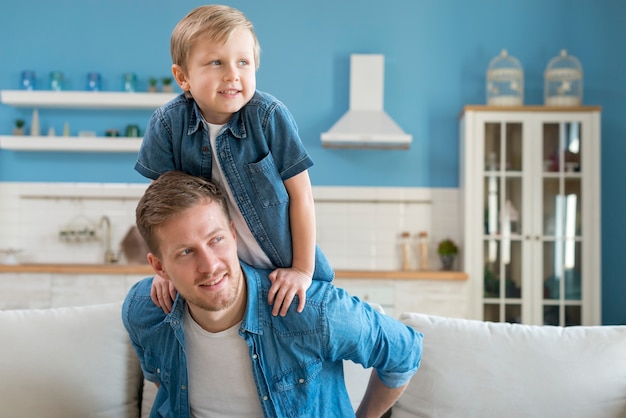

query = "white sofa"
(2, 302), (626, 417)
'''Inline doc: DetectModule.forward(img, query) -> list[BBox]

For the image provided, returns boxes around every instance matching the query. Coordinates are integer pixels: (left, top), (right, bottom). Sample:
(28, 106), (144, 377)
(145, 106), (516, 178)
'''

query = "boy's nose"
(223, 65), (240, 81)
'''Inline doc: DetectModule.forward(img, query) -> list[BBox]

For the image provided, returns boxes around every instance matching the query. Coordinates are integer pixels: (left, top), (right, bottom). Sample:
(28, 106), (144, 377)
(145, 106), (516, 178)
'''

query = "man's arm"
(355, 370), (408, 418)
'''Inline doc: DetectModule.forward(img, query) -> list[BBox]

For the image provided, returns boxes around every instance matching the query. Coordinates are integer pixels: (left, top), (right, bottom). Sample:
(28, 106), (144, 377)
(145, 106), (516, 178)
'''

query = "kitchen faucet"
(98, 215), (118, 264)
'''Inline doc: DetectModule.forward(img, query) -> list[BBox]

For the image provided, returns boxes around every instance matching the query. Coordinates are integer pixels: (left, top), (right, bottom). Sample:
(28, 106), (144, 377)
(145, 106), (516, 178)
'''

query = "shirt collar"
(186, 96), (250, 140)
(240, 261), (263, 335)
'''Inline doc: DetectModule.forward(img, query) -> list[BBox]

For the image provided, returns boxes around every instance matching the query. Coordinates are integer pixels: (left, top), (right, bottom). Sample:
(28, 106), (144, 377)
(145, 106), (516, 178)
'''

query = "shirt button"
(252, 354), (258, 360)
(298, 378), (305, 384)
(157, 368), (160, 374)
(202, 146), (208, 152)
(181, 385), (186, 390)
(263, 396), (268, 401)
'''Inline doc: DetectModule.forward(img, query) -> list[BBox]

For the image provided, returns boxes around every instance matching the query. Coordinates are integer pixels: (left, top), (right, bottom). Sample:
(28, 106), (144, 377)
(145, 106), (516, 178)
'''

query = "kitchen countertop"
(0, 264), (467, 280)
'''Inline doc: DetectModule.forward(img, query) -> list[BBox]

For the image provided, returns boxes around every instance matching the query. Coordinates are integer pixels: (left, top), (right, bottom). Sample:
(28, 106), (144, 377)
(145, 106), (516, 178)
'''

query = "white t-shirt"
(207, 122), (272, 269)
(184, 306), (264, 417)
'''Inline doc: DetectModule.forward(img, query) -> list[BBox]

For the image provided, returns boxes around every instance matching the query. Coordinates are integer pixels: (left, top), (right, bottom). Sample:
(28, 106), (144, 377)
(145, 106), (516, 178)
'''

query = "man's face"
(149, 201), (243, 315)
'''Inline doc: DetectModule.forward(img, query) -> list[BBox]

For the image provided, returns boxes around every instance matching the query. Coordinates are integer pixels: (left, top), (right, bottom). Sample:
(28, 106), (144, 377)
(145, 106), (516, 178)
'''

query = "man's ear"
(147, 253), (170, 280)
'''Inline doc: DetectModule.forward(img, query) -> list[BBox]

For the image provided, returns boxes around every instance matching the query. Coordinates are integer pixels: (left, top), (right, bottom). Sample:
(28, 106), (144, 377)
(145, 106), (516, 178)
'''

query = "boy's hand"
(150, 273), (178, 314)
(267, 267), (312, 317)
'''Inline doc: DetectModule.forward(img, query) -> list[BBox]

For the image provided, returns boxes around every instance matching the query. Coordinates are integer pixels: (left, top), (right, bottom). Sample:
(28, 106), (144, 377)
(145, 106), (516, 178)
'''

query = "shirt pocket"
(272, 357), (323, 417)
(245, 153), (289, 208)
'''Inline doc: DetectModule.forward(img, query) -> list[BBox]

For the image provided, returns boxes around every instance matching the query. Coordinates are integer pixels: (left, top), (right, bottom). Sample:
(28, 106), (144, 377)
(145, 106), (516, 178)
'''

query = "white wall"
(0, 182), (460, 270)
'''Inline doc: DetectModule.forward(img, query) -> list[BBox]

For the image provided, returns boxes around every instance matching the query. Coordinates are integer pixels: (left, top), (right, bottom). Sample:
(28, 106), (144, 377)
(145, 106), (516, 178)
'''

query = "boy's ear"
(172, 64), (189, 92)
(147, 253), (170, 280)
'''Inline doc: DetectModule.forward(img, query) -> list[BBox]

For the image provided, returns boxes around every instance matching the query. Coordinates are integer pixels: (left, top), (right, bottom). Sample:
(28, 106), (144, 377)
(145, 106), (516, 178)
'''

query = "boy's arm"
(267, 170), (316, 316)
(284, 170), (316, 277)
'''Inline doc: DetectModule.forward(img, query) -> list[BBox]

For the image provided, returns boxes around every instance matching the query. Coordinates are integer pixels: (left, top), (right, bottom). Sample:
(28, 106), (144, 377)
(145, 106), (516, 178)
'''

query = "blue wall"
(1, 0), (624, 324)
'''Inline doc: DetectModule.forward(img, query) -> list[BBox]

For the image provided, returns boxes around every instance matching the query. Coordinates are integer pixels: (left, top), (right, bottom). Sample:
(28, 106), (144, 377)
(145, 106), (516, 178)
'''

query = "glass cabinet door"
(541, 122), (583, 326)
(482, 122), (524, 323)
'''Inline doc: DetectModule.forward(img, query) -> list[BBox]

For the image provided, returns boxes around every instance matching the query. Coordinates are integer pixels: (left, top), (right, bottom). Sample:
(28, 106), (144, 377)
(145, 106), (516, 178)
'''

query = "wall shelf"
(0, 90), (178, 152)
(0, 136), (141, 152)
(0, 90), (177, 109)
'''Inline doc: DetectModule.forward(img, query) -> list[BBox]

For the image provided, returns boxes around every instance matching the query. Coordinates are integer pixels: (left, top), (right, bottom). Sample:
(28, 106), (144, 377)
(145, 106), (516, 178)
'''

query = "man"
(122, 171), (422, 417)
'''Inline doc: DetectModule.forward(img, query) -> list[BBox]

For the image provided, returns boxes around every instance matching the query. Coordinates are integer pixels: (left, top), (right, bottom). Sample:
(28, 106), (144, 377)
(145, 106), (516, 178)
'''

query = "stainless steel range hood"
(321, 54), (412, 149)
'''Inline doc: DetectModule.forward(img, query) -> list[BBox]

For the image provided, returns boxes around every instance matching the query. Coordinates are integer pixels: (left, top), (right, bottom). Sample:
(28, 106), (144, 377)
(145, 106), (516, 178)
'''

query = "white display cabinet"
(459, 106), (601, 326)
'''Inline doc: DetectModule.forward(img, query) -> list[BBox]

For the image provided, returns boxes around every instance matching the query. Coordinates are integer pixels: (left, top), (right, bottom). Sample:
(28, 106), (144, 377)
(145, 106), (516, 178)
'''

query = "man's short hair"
(136, 171), (230, 257)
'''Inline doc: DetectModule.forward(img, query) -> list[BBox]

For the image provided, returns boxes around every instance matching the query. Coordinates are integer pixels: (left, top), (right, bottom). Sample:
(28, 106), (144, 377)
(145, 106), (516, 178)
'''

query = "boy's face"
(173, 28), (257, 125)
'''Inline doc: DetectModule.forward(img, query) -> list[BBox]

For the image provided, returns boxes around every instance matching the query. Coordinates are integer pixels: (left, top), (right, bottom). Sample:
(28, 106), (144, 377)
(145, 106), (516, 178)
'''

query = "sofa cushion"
(0, 302), (143, 418)
(394, 313), (626, 418)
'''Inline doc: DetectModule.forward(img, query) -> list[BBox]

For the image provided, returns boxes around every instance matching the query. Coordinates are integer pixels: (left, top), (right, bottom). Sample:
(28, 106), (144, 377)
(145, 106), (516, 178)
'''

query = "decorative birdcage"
(486, 49), (524, 106)
(544, 49), (583, 106)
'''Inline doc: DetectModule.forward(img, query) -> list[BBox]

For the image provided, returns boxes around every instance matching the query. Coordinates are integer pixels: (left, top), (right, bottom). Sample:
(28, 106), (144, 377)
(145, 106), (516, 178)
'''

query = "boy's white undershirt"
(184, 306), (263, 417)
(207, 122), (272, 269)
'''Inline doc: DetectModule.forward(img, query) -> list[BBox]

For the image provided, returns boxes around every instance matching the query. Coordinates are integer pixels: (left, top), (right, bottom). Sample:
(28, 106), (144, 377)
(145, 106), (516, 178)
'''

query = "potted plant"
(13, 119), (25, 135)
(161, 77), (174, 93)
(437, 238), (458, 271)
(147, 77), (158, 93)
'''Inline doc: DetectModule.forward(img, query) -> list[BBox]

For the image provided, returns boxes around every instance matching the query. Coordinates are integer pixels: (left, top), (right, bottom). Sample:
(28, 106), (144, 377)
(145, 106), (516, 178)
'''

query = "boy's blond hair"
(171, 4), (261, 72)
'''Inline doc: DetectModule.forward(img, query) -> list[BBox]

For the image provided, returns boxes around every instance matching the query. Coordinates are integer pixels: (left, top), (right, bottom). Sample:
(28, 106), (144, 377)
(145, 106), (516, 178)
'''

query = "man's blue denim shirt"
(122, 262), (423, 417)
(134, 91), (333, 282)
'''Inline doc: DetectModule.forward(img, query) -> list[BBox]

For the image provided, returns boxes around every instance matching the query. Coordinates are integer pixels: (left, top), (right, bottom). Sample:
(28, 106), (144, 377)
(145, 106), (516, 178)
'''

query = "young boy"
(135, 5), (333, 317)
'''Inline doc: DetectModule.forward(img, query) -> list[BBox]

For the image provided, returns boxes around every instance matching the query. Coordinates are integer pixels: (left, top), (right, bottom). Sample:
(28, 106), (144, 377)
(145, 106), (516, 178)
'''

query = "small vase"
(440, 255), (455, 271)
(30, 109), (40, 136)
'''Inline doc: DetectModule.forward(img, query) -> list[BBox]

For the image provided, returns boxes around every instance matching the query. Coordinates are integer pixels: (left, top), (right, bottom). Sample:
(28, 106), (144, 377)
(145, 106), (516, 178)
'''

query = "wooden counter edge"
(0, 264), (468, 280)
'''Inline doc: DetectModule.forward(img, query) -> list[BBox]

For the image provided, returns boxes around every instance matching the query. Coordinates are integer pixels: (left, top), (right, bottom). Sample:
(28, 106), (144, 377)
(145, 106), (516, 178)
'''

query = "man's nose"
(197, 248), (219, 273)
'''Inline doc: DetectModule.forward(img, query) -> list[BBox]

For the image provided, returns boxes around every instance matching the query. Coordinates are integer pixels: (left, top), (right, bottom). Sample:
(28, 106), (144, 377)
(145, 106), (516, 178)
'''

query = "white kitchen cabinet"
(459, 106), (601, 326)
(0, 90), (176, 152)
(334, 276), (472, 319)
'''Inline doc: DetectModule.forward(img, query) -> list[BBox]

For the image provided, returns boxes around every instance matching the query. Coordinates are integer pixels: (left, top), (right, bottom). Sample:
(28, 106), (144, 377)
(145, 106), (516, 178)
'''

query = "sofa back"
(0, 302), (144, 418)
(394, 313), (626, 418)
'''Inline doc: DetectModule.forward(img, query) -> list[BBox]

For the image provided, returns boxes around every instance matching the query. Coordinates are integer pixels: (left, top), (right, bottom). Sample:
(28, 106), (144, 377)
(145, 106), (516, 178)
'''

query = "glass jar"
(20, 70), (36, 90)
(86, 72), (102, 91)
(399, 231), (412, 271)
(49, 71), (64, 91)
(417, 231), (429, 271)
(123, 72), (137, 92)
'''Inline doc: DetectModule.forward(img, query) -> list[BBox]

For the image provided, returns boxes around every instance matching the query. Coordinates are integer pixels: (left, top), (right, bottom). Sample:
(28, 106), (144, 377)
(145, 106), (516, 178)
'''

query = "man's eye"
(209, 60), (221, 66)
(180, 248), (192, 256)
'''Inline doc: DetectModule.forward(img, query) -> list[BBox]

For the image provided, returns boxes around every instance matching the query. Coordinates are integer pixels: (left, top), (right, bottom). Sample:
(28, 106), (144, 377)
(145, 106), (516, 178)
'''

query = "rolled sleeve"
(325, 287), (423, 387)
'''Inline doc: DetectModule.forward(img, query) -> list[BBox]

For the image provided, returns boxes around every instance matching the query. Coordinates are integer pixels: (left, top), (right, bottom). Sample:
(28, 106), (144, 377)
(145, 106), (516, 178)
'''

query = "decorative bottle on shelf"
(30, 109), (40, 136)
(417, 231), (429, 271)
(400, 231), (412, 271)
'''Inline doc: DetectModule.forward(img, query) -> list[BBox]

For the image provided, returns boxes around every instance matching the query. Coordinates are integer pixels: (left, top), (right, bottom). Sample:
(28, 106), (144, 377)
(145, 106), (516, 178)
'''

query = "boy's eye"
(209, 60), (221, 66)
(238, 59), (249, 66)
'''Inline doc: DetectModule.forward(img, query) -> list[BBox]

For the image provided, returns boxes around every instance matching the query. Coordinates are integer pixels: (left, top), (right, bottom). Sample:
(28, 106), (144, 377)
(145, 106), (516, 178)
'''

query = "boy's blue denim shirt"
(122, 262), (423, 418)
(135, 91), (333, 282)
